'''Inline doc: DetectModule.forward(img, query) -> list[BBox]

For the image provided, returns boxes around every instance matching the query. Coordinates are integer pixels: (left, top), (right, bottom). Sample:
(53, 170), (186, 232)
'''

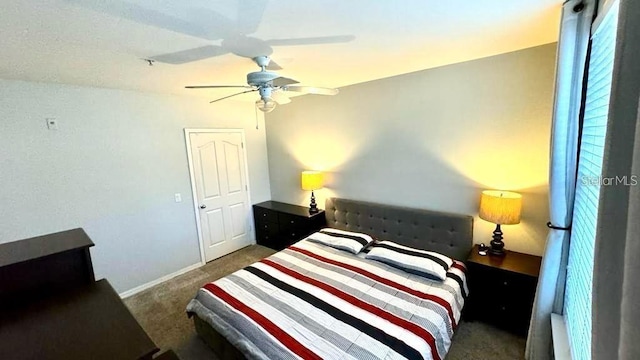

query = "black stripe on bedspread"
(371, 243), (450, 271)
(244, 265), (423, 360)
(319, 230), (369, 246)
(225, 273), (380, 359)
(267, 254), (451, 356)
(446, 272), (466, 299)
(283, 244), (458, 338)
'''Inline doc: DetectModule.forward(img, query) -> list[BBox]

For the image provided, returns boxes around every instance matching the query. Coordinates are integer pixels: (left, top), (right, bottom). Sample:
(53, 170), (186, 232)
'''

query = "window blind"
(564, 2), (619, 359)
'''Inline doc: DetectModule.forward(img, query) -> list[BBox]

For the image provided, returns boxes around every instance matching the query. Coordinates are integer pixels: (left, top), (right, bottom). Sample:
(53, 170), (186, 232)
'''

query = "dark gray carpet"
(124, 245), (525, 359)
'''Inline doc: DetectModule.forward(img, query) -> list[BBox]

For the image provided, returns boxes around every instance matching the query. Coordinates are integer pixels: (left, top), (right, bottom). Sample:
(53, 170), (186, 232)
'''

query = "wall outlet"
(46, 118), (58, 130)
(174, 193), (182, 203)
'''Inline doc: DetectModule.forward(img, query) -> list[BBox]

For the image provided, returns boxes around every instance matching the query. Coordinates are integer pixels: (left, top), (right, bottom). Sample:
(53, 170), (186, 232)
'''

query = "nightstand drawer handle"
(290, 220), (295, 224)
(503, 281), (508, 286)
(263, 213), (267, 217)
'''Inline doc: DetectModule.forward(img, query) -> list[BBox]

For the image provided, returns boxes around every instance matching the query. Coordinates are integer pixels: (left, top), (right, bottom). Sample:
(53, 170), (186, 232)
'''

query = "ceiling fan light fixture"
(256, 97), (277, 113)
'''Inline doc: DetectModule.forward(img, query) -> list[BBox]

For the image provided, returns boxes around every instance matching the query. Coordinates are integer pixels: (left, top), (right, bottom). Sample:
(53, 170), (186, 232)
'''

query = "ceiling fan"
(186, 56), (339, 112)
(66, 0), (355, 67)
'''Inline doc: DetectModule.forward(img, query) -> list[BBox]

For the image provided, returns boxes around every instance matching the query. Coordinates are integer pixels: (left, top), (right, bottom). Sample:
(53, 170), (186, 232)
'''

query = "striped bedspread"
(186, 239), (468, 360)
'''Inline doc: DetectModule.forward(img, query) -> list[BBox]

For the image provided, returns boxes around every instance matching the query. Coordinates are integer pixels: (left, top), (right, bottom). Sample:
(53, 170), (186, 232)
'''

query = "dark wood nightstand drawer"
(465, 245), (542, 336)
(482, 267), (537, 296)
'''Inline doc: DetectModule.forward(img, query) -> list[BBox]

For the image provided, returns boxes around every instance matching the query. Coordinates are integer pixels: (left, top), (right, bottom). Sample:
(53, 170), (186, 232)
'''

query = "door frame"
(184, 128), (254, 265)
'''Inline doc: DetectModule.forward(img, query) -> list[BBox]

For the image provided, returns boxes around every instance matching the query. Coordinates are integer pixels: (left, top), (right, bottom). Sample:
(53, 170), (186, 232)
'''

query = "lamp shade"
(479, 190), (522, 225)
(301, 171), (324, 191)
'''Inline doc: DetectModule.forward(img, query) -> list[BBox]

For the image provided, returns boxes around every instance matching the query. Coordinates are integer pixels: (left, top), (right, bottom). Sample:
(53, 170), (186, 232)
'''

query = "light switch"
(174, 193), (182, 203)
(46, 118), (58, 130)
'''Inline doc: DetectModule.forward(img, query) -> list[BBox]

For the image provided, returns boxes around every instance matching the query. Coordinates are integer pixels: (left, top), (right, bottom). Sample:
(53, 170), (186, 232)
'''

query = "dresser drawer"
(283, 228), (311, 245)
(255, 228), (278, 248)
(278, 212), (306, 229)
(256, 229), (291, 251)
(256, 221), (278, 234)
(254, 206), (278, 225)
(252, 201), (326, 251)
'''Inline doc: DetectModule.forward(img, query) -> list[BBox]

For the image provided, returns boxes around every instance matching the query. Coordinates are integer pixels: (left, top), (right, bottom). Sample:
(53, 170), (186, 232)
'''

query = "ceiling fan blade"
(271, 92), (291, 105)
(266, 35), (356, 47)
(64, 0), (219, 40)
(186, 85), (254, 89)
(266, 59), (283, 70)
(236, 0), (268, 35)
(282, 86), (339, 96)
(152, 45), (229, 64)
(184, 7), (241, 40)
(209, 89), (258, 103)
(272, 77), (299, 87)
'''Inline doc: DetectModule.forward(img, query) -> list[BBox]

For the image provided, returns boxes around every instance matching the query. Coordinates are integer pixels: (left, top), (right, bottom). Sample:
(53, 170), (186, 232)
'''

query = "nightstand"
(253, 201), (326, 251)
(465, 244), (542, 335)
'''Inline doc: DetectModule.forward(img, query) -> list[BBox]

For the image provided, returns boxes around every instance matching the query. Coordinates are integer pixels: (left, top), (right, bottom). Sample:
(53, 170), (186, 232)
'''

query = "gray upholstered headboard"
(325, 198), (473, 260)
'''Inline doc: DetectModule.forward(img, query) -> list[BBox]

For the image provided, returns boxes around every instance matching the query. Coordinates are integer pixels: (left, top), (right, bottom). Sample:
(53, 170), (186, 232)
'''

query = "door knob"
(200, 204), (207, 209)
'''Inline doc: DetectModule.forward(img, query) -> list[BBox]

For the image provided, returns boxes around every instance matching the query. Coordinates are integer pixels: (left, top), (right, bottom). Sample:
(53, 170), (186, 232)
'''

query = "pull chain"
(255, 105), (259, 130)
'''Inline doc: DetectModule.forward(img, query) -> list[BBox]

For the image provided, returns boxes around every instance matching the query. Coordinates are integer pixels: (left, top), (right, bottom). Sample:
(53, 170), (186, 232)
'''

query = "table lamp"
(301, 171), (324, 213)
(479, 190), (522, 256)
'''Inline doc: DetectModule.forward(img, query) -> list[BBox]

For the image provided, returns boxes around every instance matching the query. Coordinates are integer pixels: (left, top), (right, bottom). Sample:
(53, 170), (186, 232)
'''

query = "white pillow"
(305, 228), (374, 254)
(365, 240), (453, 281)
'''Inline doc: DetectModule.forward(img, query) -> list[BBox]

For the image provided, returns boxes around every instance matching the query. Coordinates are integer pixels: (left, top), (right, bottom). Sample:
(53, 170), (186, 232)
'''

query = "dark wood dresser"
(0, 228), (95, 306)
(0, 229), (159, 360)
(465, 244), (542, 335)
(253, 201), (326, 250)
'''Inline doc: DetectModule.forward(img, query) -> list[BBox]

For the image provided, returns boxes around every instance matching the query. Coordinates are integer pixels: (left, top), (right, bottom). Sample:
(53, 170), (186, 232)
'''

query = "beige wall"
(265, 43), (557, 256)
(0, 79), (271, 293)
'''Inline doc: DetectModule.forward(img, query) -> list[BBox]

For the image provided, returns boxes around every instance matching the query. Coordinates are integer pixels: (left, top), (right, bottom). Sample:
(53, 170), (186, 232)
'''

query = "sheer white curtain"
(525, 1), (594, 359)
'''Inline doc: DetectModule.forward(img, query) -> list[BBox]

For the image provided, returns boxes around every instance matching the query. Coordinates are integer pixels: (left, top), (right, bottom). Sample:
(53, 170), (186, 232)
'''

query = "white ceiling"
(0, 0), (561, 102)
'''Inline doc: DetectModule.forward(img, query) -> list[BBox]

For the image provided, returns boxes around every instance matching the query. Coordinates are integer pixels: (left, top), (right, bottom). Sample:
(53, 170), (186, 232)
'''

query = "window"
(564, 1), (619, 359)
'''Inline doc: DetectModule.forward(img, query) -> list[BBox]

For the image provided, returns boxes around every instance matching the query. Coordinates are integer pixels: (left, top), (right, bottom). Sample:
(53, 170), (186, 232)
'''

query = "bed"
(187, 198), (473, 360)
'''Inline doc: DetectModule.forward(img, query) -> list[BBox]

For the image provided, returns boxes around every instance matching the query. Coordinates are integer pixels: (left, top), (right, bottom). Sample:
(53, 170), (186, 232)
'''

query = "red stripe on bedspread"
(202, 283), (322, 360)
(289, 246), (457, 329)
(261, 259), (441, 360)
(451, 261), (467, 273)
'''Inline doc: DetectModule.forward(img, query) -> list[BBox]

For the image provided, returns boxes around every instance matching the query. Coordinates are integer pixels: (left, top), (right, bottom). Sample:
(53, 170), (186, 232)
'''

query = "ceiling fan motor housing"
(258, 87), (272, 99)
(247, 71), (279, 86)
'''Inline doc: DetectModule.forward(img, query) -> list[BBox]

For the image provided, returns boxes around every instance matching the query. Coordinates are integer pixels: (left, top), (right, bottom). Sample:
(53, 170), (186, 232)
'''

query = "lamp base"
(488, 224), (505, 256)
(309, 190), (318, 214)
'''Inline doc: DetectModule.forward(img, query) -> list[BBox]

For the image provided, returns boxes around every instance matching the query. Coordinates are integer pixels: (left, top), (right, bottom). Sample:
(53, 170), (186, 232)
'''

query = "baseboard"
(551, 313), (571, 360)
(119, 262), (203, 299)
